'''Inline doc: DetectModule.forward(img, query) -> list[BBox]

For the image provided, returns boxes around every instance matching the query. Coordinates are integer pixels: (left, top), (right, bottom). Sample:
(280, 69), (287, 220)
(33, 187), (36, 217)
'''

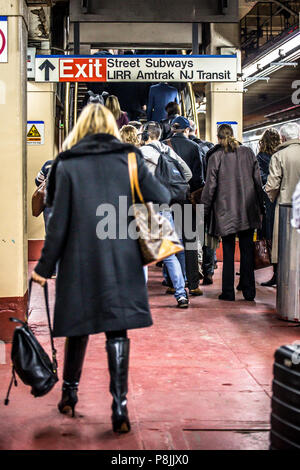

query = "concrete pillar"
(205, 23), (243, 143)
(0, 1), (28, 341)
(27, 82), (57, 260)
(205, 81), (243, 143)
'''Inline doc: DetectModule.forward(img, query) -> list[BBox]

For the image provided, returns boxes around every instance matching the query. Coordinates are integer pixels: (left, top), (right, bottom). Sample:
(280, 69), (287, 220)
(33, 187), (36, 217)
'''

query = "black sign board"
(70, 0), (239, 23)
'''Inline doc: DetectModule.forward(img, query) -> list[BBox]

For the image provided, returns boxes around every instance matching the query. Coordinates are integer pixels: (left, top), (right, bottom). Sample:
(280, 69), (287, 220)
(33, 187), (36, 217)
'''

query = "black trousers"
(181, 202), (200, 290)
(202, 245), (215, 277)
(222, 229), (255, 299)
(63, 330), (127, 383)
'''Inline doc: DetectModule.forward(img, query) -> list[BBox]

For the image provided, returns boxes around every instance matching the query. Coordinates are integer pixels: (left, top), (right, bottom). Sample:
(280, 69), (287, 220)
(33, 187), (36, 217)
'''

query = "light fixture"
(242, 29), (300, 88)
(246, 76), (270, 82)
(269, 61), (298, 67)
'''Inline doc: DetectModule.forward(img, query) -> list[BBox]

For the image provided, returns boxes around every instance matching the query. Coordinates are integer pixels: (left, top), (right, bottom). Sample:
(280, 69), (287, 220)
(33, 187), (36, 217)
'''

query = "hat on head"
(171, 116), (191, 129)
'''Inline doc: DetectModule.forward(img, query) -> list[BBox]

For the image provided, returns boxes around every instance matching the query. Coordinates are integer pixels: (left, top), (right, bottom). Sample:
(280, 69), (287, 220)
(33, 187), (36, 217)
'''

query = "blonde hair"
(217, 123), (239, 153)
(120, 125), (140, 146)
(105, 95), (122, 120)
(62, 103), (120, 151)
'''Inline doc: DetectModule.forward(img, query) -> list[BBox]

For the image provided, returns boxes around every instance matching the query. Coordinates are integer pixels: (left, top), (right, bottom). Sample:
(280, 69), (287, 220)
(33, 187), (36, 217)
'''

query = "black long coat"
(35, 134), (171, 337)
(257, 151), (276, 241)
(201, 145), (264, 238)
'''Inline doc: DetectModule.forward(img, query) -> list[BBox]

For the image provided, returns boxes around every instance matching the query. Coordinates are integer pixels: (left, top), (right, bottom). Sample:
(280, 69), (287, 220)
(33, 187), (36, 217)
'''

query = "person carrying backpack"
(188, 120), (216, 285)
(140, 121), (192, 308)
(165, 116), (205, 296)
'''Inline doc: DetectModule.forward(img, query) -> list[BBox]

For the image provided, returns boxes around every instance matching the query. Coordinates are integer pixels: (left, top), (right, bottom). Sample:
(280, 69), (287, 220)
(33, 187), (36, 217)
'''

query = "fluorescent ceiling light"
(242, 31), (300, 87)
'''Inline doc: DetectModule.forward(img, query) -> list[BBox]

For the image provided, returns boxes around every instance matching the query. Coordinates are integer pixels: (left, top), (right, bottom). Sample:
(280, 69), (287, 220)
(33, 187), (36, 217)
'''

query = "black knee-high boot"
(106, 337), (131, 433)
(58, 335), (89, 417)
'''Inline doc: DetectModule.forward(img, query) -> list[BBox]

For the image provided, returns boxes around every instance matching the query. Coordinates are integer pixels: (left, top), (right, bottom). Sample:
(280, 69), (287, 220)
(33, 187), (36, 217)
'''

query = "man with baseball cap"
(164, 116), (205, 296)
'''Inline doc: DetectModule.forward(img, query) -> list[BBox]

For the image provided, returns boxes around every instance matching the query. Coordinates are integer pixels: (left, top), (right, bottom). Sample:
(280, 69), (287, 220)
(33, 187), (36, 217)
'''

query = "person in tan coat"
(265, 123), (300, 276)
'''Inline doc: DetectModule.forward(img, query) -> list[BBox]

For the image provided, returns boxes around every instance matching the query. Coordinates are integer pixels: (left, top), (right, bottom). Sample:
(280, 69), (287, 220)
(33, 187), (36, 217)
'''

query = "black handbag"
(4, 279), (58, 405)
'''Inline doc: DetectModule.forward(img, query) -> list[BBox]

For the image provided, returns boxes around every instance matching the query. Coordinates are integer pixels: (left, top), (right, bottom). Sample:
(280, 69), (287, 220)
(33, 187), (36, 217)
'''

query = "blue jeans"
(160, 210), (186, 300)
(163, 251), (187, 284)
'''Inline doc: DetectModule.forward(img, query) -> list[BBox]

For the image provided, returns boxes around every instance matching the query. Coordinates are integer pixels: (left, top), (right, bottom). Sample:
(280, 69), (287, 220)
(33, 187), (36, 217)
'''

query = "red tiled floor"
(0, 262), (298, 450)
(183, 430), (270, 450)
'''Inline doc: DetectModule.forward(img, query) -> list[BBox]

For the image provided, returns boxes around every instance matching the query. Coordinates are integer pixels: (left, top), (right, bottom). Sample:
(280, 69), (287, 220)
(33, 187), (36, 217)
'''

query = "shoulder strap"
(27, 279), (57, 373)
(25, 278), (32, 322)
(128, 152), (144, 205)
(43, 282), (57, 373)
(146, 143), (160, 152)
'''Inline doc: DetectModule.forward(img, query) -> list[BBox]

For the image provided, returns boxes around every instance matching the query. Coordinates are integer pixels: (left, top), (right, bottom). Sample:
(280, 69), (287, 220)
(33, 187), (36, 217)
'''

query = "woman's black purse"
(4, 279), (58, 405)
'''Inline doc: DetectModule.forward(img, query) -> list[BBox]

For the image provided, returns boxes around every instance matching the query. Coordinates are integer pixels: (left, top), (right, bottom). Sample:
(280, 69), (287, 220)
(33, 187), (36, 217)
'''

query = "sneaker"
(177, 296), (189, 308)
(189, 287), (203, 296)
(166, 287), (175, 295)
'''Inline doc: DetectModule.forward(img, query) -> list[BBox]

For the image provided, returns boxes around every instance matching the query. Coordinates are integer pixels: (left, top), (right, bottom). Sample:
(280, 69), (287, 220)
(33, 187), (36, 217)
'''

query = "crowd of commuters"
(32, 83), (300, 435)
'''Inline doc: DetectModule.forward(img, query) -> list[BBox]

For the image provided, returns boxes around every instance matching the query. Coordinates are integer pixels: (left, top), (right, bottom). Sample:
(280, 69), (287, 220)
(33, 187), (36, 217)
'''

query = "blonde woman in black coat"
(32, 104), (170, 433)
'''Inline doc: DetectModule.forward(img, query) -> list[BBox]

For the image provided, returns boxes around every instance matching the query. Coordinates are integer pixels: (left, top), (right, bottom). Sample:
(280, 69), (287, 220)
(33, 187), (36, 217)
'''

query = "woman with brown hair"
(201, 124), (264, 301)
(257, 128), (281, 287)
(106, 94), (129, 129)
(31, 104), (170, 433)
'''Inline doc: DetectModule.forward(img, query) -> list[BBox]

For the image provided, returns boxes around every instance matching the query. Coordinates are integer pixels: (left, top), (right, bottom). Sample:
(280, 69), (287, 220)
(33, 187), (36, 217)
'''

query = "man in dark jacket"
(188, 120), (214, 162)
(147, 82), (179, 122)
(160, 101), (180, 141)
(188, 121), (216, 285)
(164, 116), (204, 296)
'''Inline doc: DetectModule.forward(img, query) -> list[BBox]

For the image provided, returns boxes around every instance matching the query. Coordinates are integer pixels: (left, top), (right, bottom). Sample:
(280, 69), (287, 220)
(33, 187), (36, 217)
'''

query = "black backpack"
(148, 144), (189, 203)
(4, 280), (58, 405)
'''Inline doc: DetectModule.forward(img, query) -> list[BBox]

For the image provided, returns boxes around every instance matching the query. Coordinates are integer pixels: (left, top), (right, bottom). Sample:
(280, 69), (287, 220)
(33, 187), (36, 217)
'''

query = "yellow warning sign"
(27, 121), (44, 145)
(27, 124), (41, 139)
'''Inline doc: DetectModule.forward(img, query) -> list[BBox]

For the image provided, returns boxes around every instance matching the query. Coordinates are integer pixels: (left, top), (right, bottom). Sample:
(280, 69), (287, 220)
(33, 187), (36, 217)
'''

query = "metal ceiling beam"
(258, 0), (299, 17)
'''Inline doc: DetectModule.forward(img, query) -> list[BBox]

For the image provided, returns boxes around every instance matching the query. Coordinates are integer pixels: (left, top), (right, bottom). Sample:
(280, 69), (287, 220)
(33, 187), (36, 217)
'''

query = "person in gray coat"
(31, 104), (170, 434)
(140, 121), (192, 308)
(201, 124), (264, 301)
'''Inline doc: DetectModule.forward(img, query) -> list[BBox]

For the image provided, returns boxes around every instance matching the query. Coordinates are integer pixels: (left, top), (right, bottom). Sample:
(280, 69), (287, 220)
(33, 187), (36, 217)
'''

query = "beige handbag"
(128, 152), (184, 266)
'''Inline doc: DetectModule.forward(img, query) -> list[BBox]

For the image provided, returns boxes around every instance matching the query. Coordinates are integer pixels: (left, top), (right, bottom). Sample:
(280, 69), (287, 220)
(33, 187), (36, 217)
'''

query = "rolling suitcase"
(270, 344), (300, 450)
